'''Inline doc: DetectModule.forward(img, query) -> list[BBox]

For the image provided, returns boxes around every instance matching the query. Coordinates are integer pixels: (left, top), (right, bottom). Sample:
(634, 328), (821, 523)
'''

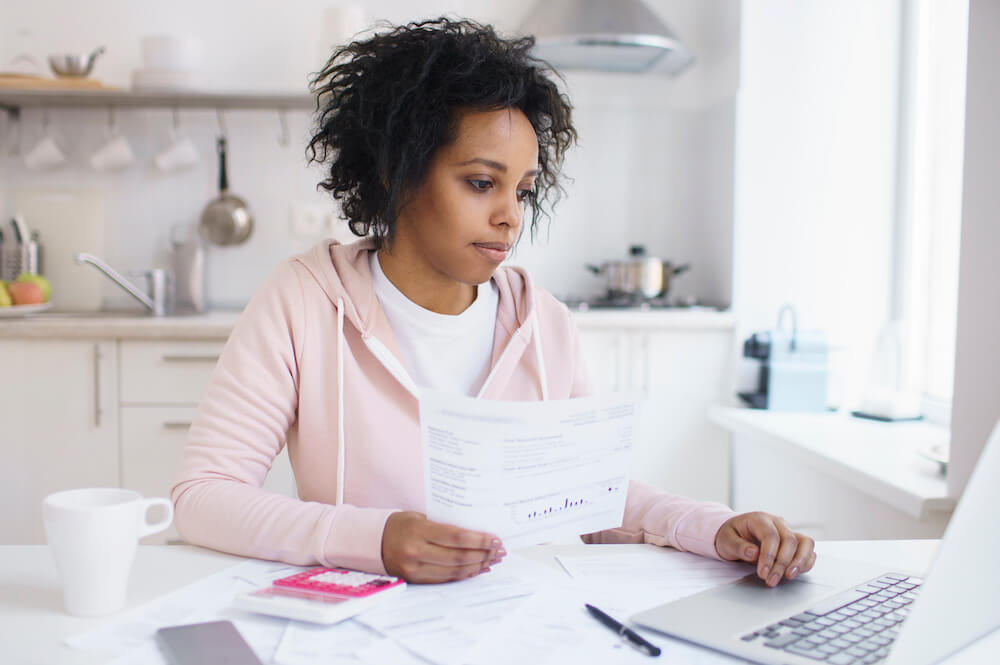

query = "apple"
(15, 273), (51, 303)
(0, 281), (11, 307)
(7, 281), (44, 305)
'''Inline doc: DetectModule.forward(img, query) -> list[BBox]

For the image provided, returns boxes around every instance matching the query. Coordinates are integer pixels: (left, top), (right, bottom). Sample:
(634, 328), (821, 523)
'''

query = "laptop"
(632, 419), (1000, 665)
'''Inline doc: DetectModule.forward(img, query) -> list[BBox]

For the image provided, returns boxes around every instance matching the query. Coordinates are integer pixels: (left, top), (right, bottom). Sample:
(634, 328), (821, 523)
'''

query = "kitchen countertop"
(0, 308), (735, 340)
(0, 310), (243, 340)
(708, 406), (956, 520)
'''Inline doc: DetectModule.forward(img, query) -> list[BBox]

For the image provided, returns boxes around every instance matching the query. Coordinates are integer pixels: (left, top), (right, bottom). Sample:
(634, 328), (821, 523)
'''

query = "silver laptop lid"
(886, 419), (1000, 664)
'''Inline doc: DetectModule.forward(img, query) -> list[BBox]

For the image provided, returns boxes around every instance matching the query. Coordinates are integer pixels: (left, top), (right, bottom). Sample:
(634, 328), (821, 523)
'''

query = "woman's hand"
(382, 511), (505, 583)
(715, 511), (816, 587)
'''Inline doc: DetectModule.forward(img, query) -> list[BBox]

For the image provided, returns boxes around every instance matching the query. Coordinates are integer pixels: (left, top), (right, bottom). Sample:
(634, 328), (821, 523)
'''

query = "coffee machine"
(738, 305), (829, 412)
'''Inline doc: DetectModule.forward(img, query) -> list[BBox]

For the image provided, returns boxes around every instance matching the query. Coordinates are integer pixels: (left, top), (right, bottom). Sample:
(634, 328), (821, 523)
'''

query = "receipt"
(419, 389), (641, 547)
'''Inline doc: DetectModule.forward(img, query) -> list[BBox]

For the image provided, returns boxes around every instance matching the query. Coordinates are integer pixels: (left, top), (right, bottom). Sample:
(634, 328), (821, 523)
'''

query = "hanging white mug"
(90, 132), (134, 171)
(154, 129), (199, 172)
(23, 134), (67, 171)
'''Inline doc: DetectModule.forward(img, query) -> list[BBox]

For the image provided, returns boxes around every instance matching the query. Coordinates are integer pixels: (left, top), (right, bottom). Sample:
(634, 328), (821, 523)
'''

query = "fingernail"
(788, 566), (799, 578)
(491, 539), (502, 547)
(761, 565), (770, 579)
(497, 548), (507, 557)
(482, 566), (492, 573)
(768, 573), (780, 586)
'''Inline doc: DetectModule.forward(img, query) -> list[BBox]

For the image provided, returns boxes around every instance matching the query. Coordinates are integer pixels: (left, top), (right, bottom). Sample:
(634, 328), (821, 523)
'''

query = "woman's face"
(381, 107), (539, 314)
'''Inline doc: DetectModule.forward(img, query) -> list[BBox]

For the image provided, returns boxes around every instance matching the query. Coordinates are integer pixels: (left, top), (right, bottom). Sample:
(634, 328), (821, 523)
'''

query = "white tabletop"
(2, 540), (996, 665)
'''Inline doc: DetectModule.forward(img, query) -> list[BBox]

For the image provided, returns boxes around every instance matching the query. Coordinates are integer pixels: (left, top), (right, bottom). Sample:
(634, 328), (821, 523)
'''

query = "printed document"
(419, 389), (642, 547)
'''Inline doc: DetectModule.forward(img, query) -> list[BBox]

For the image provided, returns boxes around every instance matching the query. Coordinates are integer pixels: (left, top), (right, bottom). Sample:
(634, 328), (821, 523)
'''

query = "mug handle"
(139, 497), (174, 538)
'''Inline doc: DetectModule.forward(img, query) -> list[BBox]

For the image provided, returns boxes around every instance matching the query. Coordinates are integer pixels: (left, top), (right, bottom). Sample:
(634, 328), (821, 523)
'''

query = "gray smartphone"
(155, 620), (264, 665)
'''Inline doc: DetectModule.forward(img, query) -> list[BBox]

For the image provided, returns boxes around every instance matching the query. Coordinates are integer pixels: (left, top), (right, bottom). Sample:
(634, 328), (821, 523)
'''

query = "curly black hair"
(306, 17), (577, 248)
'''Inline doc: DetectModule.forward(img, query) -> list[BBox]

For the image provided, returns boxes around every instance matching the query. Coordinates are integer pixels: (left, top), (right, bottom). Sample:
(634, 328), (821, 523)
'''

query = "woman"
(172, 17), (815, 587)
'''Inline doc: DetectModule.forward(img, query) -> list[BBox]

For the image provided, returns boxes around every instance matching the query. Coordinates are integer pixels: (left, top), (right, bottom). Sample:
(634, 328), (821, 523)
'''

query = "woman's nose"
(493, 191), (523, 229)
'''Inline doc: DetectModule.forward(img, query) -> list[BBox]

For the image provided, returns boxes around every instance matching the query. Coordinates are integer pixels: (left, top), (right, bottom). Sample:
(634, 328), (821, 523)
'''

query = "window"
(896, 0), (968, 423)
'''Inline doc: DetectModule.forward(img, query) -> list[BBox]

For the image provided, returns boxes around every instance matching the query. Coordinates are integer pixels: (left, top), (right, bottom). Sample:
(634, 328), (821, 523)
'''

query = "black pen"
(585, 603), (661, 657)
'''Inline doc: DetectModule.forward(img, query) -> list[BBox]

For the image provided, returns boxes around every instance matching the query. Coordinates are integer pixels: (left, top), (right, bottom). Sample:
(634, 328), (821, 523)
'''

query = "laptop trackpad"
(720, 574), (835, 612)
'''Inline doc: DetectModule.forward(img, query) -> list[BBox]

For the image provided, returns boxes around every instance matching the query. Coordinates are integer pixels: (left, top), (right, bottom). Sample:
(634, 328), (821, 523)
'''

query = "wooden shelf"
(0, 88), (315, 115)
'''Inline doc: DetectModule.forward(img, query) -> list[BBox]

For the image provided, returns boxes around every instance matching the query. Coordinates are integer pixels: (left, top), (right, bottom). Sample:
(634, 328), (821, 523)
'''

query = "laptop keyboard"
(740, 573), (922, 664)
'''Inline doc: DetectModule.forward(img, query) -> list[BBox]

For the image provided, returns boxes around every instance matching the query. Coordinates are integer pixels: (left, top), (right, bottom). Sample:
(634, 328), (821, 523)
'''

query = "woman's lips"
(473, 243), (509, 263)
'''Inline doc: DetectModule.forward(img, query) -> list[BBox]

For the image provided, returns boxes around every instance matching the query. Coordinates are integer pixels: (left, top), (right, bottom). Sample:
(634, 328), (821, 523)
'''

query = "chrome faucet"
(74, 252), (175, 317)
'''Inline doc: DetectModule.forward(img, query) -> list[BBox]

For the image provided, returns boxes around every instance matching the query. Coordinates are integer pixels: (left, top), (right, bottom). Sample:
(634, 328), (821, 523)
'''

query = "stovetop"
(560, 293), (727, 311)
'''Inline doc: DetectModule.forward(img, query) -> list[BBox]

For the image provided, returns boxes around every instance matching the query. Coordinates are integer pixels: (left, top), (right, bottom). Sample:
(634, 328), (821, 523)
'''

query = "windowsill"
(708, 406), (955, 520)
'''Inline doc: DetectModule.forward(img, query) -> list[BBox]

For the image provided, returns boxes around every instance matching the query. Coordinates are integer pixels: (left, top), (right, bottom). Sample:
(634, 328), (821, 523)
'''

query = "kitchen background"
(0, 0), (913, 416)
(0, 0), (900, 410)
(7, 0), (998, 545)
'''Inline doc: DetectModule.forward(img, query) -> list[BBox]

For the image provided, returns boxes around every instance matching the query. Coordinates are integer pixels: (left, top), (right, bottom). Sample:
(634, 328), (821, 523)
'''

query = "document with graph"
(419, 389), (642, 548)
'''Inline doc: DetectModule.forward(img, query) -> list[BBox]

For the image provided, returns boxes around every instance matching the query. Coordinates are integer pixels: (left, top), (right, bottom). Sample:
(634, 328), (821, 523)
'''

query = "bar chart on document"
(419, 389), (641, 547)
(513, 479), (628, 524)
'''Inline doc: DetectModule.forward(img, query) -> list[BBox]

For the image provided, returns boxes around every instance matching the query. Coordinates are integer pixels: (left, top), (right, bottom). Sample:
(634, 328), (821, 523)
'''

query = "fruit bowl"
(0, 303), (53, 317)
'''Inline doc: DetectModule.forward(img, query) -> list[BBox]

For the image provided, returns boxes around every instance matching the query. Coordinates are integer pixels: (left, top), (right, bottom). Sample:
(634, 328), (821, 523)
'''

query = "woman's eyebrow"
(456, 157), (540, 177)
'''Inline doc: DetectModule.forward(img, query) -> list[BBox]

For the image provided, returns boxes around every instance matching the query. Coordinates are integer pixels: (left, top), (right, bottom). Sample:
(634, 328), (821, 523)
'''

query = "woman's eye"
(468, 179), (492, 191)
(517, 188), (536, 203)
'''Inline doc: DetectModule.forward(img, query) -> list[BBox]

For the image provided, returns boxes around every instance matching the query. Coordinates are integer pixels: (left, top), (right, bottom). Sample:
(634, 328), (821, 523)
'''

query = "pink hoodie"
(172, 239), (735, 573)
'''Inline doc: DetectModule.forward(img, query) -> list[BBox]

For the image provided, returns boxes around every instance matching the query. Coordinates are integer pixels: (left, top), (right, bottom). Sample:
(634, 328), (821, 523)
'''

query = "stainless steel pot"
(586, 245), (690, 298)
(199, 137), (254, 246)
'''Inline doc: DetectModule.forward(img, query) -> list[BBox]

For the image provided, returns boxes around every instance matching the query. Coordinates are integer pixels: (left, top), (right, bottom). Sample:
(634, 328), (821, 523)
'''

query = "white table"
(1, 541), (997, 665)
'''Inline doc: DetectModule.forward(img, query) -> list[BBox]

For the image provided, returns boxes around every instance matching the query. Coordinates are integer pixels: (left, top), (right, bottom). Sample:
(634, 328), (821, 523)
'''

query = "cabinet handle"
(93, 343), (102, 427)
(161, 354), (220, 363)
(162, 421), (193, 430)
(642, 333), (650, 395)
(612, 335), (621, 392)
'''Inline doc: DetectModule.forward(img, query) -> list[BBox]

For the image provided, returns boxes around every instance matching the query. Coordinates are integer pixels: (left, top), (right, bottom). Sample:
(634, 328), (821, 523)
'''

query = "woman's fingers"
(786, 537), (817, 579)
(417, 540), (504, 568)
(766, 522), (799, 586)
(425, 520), (502, 554)
(382, 511), (505, 582)
(407, 558), (497, 584)
(717, 512), (818, 586)
(745, 513), (782, 582)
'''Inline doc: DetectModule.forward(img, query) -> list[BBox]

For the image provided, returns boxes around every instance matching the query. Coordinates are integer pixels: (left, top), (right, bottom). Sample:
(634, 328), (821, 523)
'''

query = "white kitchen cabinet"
(575, 315), (734, 504)
(0, 339), (119, 544)
(118, 340), (297, 544)
(119, 340), (225, 405)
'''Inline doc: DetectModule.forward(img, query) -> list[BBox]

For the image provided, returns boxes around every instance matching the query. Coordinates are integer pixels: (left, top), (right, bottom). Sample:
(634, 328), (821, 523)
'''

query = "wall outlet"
(325, 211), (357, 245)
(289, 203), (328, 237)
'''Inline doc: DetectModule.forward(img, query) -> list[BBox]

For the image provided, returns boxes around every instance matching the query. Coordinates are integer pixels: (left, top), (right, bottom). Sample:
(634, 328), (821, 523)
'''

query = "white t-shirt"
(369, 250), (499, 396)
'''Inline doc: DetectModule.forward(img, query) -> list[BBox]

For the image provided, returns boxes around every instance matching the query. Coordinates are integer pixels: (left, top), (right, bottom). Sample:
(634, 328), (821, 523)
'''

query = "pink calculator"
(273, 568), (405, 598)
(234, 568), (406, 624)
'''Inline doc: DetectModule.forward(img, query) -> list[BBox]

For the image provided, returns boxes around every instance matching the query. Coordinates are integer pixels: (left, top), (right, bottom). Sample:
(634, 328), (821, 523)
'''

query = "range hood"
(519, 0), (694, 75)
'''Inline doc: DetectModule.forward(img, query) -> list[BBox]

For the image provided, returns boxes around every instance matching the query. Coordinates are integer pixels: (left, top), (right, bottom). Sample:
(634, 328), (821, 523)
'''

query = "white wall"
(732, 1), (902, 407)
(0, 0), (739, 310)
(948, 0), (1000, 497)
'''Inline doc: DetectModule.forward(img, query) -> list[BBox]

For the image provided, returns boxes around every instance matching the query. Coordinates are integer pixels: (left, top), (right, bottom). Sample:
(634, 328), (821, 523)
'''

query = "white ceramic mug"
(43, 488), (173, 616)
(22, 134), (68, 171)
(90, 133), (134, 171)
(154, 131), (199, 172)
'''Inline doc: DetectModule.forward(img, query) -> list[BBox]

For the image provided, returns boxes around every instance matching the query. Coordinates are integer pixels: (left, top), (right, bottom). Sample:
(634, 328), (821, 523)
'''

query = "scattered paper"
(420, 389), (642, 547)
(63, 539), (752, 665)
(353, 554), (545, 665)
(556, 548), (754, 614)
(67, 559), (298, 662)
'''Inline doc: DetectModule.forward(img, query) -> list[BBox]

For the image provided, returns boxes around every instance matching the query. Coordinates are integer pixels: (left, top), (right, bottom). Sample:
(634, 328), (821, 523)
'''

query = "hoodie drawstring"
(336, 297), (345, 506)
(532, 309), (549, 401)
